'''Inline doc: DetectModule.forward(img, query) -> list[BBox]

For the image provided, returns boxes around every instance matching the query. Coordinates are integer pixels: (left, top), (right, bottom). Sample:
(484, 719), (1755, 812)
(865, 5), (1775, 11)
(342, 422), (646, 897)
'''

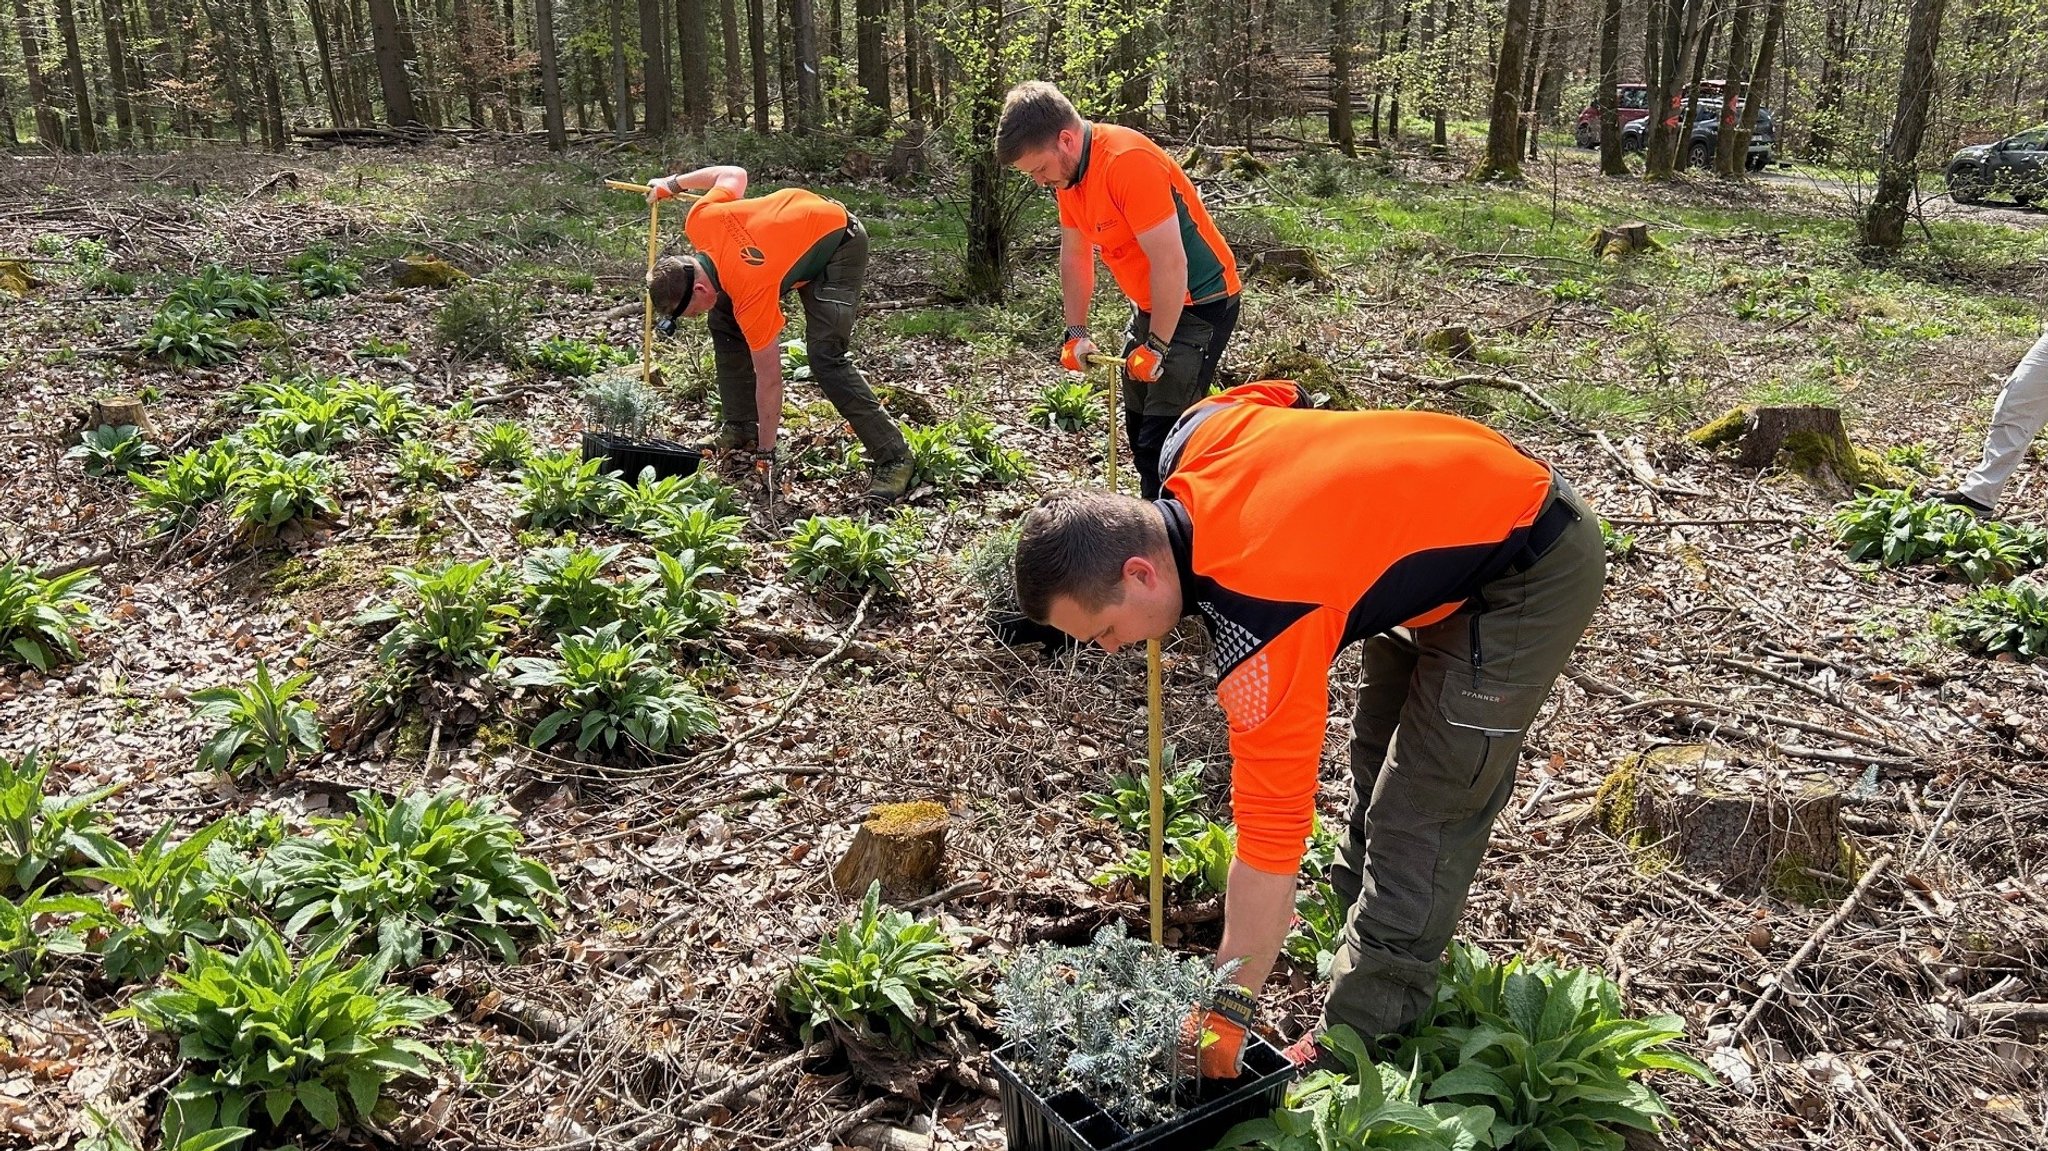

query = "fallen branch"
(1959, 1001), (2048, 1023)
(677, 1040), (836, 1124)
(1615, 696), (1915, 756)
(441, 492), (490, 553)
(1729, 852), (1895, 1044)
(695, 589), (879, 766)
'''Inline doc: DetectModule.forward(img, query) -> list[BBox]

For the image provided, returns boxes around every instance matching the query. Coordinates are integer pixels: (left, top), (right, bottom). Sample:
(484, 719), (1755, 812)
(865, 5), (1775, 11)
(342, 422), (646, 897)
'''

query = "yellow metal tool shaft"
(604, 180), (701, 388)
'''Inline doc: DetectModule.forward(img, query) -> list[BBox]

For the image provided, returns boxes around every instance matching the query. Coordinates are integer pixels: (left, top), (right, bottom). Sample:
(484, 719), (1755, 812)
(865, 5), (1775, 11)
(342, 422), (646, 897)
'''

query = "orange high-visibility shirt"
(685, 186), (849, 351)
(1158, 382), (1558, 873)
(1055, 123), (1241, 313)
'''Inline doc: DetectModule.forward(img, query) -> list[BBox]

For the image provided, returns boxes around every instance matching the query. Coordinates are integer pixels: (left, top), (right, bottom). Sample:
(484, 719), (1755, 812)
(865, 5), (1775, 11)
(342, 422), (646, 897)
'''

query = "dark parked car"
(1620, 99), (1775, 170)
(1575, 80), (1739, 149)
(1945, 126), (2047, 205)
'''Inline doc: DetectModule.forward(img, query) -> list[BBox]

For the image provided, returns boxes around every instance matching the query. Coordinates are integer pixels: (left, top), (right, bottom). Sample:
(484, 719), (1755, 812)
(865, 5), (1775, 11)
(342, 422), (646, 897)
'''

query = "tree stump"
(1594, 744), (1849, 897)
(388, 256), (471, 288)
(1590, 222), (1658, 260)
(1247, 247), (1331, 289)
(1688, 405), (1869, 492)
(1421, 324), (1479, 360)
(89, 394), (155, 436)
(832, 801), (949, 903)
(0, 259), (42, 297)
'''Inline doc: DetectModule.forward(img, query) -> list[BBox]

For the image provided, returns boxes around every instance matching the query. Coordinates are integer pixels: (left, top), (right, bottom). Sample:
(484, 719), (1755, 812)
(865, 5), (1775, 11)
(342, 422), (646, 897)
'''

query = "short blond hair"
(996, 81), (1082, 167)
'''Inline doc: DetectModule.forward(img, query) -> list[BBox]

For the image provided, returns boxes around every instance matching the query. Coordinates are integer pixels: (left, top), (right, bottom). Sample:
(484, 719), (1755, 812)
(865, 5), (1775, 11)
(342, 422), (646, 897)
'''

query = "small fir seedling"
(779, 881), (966, 1052)
(191, 660), (324, 780)
(581, 373), (663, 438)
(434, 280), (533, 362)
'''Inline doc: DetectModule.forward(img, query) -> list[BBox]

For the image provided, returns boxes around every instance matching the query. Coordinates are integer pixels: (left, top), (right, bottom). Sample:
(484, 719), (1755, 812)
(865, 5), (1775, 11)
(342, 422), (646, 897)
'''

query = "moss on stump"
(389, 256), (472, 289)
(832, 801), (950, 903)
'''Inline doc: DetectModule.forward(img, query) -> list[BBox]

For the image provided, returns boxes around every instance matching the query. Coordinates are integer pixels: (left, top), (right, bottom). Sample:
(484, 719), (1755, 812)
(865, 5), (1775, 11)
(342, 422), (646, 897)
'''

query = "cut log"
(1247, 246), (1331, 289)
(832, 801), (949, 903)
(89, 394), (155, 436)
(1594, 743), (1849, 897)
(1590, 222), (1659, 260)
(1688, 405), (1871, 493)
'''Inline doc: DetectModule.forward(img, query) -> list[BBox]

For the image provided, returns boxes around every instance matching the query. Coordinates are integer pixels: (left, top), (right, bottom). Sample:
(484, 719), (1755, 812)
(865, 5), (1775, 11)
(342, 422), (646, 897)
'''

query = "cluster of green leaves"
(287, 246), (361, 298)
(249, 787), (560, 966)
(1598, 520), (1638, 563)
(516, 450), (613, 528)
(1938, 578), (2048, 660)
(229, 450), (339, 538)
(1085, 751), (1233, 895)
(332, 378), (428, 439)
(169, 265), (285, 321)
(0, 750), (120, 892)
(0, 886), (98, 994)
(394, 440), (461, 490)
(0, 560), (97, 672)
(634, 548), (735, 644)
(75, 819), (236, 984)
(1094, 817), (1235, 895)
(779, 881), (966, 1052)
(132, 441), (247, 533)
(1285, 877), (1345, 980)
(904, 413), (1028, 491)
(1222, 1027), (1495, 1151)
(115, 925), (448, 1151)
(531, 335), (630, 378)
(785, 515), (914, 594)
(434, 279), (532, 362)
(519, 543), (643, 633)
(69, 424), (160, 476)
(192, 660), (323, 780)
(508, 623), (718, 755)
(471, 420), (534, 470)
(604, 470), (748, 565)
(240, 380), (356, 454)
(1833, 488), (2048, 584)
(1377, 943), (1716, 1151)
(357, 558), (521, 675)
(142, 305), (242, 366)
(1549, 278), (1603, 305)
(1030, 378), (1102, 432)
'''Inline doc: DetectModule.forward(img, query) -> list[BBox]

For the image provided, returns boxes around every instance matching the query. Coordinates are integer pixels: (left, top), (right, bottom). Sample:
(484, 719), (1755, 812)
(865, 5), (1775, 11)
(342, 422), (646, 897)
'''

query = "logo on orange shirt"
(740, 246), (766, 266)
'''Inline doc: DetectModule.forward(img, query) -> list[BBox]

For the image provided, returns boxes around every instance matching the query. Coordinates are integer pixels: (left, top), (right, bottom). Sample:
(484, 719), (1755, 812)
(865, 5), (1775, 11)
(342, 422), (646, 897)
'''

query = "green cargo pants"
(705, 216), (908, 466)
(1322, 476), (1605, 1042)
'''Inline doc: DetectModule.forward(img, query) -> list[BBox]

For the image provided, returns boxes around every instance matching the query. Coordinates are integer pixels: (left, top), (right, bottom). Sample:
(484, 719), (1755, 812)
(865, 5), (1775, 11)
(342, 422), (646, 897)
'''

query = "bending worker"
(1013, 382), (1605, 1072)
(996, 81), (1241, 499)
(646, 165), (913, 503)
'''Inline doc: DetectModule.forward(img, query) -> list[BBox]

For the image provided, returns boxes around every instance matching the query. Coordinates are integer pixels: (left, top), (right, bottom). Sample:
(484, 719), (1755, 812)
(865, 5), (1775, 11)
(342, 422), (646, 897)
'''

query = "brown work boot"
(695, 422), (756, 455)
(866, 457), (914, 504)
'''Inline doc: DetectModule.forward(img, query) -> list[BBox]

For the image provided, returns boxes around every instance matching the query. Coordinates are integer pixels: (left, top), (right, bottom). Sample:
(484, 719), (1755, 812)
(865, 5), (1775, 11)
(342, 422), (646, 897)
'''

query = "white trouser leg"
(1960, 330), (2048, 509)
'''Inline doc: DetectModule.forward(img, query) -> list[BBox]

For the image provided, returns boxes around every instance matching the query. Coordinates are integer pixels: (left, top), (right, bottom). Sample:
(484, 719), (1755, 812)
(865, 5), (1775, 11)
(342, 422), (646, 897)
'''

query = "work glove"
(749, 445), (786, 503)
(646, 175), (681, 204)
(1185, 984), (1257, 1079)
(1060, 334), (1099, 373)
(1126, 331), (1170, 383)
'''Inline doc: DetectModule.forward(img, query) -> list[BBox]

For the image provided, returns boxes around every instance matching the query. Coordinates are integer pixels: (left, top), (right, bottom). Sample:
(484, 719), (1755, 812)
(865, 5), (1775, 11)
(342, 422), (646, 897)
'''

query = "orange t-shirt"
(1159, 383), (1558, 874)
(1054, 123), (1241, 312)
(685, 186), (849, 351)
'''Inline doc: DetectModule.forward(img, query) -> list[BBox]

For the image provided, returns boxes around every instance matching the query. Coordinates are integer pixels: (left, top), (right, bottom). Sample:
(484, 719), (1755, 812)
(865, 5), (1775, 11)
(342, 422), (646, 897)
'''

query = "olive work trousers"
(1321, 476), (1606, 1042)
(705, 216), (909, 467)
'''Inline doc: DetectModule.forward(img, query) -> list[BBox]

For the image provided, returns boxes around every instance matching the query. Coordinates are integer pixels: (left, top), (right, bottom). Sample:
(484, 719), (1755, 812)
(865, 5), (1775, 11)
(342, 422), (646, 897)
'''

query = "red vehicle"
(1576, 81), (1738, 148)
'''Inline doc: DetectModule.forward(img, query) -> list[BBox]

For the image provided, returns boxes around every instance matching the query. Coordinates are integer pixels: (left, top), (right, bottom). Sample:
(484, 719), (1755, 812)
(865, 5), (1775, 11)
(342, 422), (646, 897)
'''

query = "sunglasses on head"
(653, 263), (697, 336)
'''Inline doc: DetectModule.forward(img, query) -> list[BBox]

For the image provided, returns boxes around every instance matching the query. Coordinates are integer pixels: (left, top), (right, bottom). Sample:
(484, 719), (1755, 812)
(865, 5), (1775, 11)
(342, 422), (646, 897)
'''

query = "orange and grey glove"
(1126, 331), (1170, 383)
(646, 175), (682, 204)
(1187, 984), (1256, 1079)
(1060, 325), (1098, 372)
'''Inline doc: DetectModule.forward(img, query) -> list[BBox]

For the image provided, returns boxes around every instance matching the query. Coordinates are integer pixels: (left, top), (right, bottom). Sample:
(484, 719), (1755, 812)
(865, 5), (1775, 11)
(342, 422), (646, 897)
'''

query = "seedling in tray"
(990, 925), (1292, 1151)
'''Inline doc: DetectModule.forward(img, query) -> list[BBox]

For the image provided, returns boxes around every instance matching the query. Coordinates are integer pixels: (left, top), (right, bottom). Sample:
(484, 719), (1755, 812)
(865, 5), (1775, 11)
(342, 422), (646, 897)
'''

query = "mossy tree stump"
(1594, 744), (1848, 897)
(388, 256), (472, 289)
(1689, 405), (1871, 493)
(832, 801), (949, 903)
(1590, 222), (1658, 260)
(1247, 247), (1331, 289)
(89, 394), (155, 437)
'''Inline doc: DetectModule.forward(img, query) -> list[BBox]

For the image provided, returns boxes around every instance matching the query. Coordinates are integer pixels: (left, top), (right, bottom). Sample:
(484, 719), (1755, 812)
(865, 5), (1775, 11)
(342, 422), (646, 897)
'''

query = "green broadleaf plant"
(191, 659), (324, 780)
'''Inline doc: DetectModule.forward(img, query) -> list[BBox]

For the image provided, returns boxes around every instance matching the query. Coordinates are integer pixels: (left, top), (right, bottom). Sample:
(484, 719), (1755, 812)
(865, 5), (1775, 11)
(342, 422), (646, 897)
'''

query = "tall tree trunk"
(747, 0), (767, 129)
(639, 0), (671, 132)
(790, 0), (819, 132)
(0, 14), (17, 145)
(200, 0), (255, 141)
(1643, 0), (1694, 179)
(247, 0), (287, 146)
(1329, 0), (1353, 153)
(853, 0), (885, 130)
(365, 0), (418, 124)
(1809, 0), (1846, 158)
(720, 0), (744, 121)
(52, 0), (97, 149)
(1858, 0), (1945, 256)
(306, 0), (347, 126)
(1712, 0), (1751, 175)
(1673, 0), (1717, 170)
(273, 0), (317, 113)
(1596, 0), (1625, 174)
(500, 0), (521, 128)
(1474, 0), (1532, 179)
(98, 0), (134, 145)
(962, 0), (1007, 302)
(1516, 0), (1547, 159)
(1732, 0), (1780, 174)
(454, 0), (485, 126)
(899, 0), (920, 120)
(535, 0), (564, 146)
(676, 0), (707, 132)
(400, 0), (438, 126)
(1387, 0), (1411, 141)
(608, 0), (630, 136)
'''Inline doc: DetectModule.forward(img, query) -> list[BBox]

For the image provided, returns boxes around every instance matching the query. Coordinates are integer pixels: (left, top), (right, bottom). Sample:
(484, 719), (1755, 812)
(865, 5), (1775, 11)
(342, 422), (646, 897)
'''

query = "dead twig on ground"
(1729, 852), (1895, 1044)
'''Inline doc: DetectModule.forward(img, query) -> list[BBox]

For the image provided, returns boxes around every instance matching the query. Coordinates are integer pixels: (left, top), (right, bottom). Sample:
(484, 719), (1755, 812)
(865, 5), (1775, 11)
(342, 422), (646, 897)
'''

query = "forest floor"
(1, 135), (2045, 1151)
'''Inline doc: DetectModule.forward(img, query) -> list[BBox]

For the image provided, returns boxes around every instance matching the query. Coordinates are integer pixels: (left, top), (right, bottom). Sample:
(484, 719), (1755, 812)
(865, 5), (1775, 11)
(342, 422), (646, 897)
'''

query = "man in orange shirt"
(997, 82), (1242, 499)
(1013, 382), (1605, 1074)
(646, 165), (912, 503)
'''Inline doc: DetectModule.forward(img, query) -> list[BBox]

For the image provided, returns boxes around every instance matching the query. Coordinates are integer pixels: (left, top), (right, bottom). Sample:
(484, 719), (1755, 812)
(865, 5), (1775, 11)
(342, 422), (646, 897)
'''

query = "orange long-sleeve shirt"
(685, 185), (849, 351)
(1158, 382), (1556, 873)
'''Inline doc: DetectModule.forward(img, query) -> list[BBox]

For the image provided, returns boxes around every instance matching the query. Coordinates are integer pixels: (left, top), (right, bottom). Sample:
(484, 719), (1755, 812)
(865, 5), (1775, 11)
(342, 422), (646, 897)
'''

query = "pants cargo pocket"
(1418, 671), (1550, 816)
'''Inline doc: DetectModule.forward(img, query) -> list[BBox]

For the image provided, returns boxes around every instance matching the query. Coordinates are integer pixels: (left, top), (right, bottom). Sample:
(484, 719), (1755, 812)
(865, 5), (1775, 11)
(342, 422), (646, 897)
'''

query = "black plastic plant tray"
(581, 430), (702, 480)
(989, 1033), (1293, 1151)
